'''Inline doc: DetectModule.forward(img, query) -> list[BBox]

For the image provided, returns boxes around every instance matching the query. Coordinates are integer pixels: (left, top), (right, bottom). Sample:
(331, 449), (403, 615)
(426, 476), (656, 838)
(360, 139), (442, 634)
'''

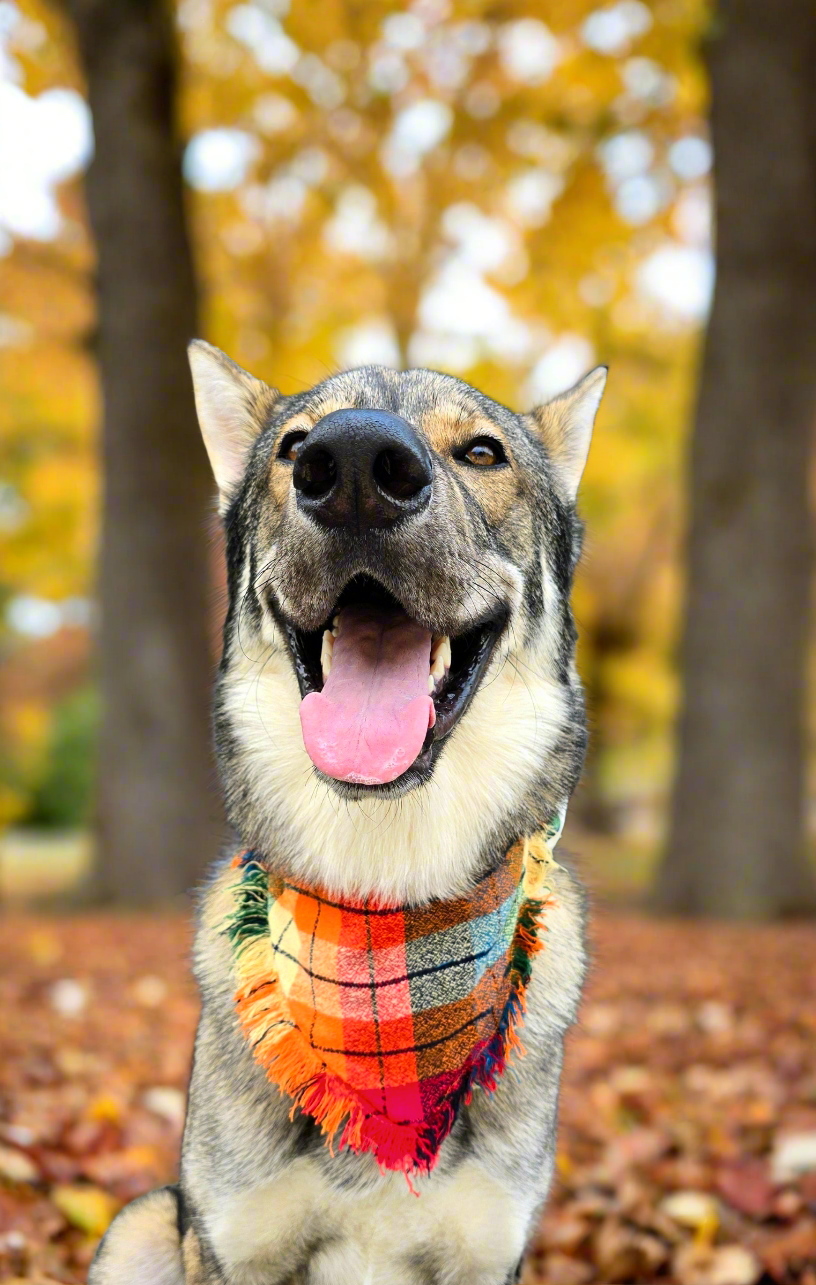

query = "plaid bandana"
(225, 814), (564, 1181)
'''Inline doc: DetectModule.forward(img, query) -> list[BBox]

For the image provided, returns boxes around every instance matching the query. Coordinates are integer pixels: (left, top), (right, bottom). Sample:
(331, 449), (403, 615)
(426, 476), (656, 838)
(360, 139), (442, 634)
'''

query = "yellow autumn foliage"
(0, 0), (713, 825)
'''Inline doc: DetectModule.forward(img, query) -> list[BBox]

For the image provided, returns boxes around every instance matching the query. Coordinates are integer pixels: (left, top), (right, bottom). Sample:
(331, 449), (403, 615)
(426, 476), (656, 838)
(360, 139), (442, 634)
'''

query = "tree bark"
(655, 0), (816, 917)
(69, 0), (223, 902)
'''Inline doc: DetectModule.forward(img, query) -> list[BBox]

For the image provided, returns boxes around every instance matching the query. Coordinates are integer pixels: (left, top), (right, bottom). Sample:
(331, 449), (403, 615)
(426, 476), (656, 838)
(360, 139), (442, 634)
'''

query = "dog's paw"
(89, 1185), (184, 1285)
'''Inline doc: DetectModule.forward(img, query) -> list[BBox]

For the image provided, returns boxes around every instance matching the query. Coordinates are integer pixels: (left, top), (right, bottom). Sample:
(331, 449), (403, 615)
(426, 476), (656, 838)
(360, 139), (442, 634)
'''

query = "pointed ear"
(188, 340), (280, 512)
(529, 365), (608, 503)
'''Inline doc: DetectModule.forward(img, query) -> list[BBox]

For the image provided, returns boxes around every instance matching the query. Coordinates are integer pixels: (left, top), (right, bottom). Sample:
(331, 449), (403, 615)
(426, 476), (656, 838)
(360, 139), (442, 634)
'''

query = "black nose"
(292, 408), (432, 531)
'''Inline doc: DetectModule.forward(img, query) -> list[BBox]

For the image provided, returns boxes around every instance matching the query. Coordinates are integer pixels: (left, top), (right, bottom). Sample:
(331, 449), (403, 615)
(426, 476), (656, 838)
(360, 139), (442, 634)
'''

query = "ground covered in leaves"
(0, 911), (815, 1284)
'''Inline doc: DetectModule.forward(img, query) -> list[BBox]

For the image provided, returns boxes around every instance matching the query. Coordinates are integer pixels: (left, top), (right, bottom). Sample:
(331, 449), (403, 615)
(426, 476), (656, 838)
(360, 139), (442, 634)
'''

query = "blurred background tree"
(0, 0), (813, 913)
(66, 0), (222, 901)
(655, 0), (816, 917)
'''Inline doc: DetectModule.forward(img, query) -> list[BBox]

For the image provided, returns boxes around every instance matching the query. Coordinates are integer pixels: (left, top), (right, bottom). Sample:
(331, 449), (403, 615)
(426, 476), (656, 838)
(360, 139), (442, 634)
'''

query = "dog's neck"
(239, 801), (569, 909)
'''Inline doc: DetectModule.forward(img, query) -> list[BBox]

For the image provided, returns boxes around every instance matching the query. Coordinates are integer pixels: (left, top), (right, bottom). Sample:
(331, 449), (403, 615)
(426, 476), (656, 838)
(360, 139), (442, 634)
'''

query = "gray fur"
(90, 357), (604, 1285)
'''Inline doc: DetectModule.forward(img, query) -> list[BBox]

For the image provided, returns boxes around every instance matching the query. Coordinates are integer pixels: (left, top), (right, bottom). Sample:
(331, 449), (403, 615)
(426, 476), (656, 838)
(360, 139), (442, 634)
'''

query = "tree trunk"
(69, 0), (223, 902)
(655, 0), (816, 917)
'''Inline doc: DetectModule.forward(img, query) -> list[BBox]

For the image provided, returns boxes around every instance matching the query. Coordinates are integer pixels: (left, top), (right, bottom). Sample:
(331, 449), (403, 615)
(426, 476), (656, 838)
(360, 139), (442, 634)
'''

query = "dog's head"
(190, 344), (605, 901)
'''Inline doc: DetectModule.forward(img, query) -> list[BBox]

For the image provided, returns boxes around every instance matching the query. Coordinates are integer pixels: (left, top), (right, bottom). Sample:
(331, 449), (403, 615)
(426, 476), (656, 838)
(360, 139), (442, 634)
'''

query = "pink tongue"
(300, 604), (435, 785)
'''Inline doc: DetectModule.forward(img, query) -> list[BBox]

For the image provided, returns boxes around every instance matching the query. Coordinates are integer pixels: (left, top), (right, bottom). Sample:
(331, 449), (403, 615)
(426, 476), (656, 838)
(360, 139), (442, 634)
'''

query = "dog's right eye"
(457, 436), (507, 468)
(279, 432), (308, 461)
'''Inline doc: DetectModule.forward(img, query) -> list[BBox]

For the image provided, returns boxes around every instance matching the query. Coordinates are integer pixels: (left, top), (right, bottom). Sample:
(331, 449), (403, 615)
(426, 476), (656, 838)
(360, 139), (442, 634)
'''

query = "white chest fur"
(208, 1158), (530, 1285)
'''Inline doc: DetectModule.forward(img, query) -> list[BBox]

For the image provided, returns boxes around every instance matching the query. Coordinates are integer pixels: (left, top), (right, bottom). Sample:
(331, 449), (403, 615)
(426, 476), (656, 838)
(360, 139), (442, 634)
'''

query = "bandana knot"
(224, 821), (563, 1183)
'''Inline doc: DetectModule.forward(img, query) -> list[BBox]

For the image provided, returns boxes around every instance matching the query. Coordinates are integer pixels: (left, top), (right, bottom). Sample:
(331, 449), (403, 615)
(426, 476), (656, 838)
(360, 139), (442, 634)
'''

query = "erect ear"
(529, 365), (608, 503)
(188, 340), (280, 513)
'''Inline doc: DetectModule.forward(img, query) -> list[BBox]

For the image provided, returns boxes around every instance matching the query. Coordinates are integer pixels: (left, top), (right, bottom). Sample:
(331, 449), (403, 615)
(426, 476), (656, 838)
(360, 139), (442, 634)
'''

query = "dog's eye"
(278, 431), (307, 461)
(459, 437), (507, 468)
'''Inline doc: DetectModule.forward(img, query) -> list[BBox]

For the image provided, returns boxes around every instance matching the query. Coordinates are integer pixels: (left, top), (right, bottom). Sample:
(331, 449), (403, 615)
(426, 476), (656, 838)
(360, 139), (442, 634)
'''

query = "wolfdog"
(90, 345), (606, 1285)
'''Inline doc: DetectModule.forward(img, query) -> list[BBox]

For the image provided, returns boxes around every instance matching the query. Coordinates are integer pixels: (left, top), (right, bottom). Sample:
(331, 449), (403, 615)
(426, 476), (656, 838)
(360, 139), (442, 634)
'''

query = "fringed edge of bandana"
(225, 852), (553, 1184)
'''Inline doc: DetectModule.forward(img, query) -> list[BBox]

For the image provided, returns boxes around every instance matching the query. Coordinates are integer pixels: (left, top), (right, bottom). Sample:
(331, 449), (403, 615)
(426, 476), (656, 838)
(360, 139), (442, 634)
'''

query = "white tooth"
(333, 614), (341, 629)
(430, 635), (451, 671)
(428, 674), (435, 694)
(321, 629), (334, 679)
(331, 626), (339, 637)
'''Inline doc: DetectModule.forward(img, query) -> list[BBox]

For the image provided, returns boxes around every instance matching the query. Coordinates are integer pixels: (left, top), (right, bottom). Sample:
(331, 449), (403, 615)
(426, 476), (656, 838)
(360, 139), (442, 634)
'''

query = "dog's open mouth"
(281, 576), (506, 787)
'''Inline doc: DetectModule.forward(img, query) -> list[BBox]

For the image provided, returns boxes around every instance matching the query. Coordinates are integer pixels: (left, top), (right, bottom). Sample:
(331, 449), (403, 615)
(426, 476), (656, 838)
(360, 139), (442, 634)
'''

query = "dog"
(90, 345), (606, 1285)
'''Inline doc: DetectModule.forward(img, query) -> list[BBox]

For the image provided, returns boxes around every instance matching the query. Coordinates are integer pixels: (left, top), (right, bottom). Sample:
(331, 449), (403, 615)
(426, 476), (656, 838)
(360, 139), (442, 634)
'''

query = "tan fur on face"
(425, 406), (521, 527)
(263, 372), (524, 531)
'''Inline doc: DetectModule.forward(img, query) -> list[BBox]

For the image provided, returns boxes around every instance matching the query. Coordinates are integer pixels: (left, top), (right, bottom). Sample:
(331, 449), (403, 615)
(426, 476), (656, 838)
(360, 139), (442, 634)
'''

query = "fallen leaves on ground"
(528, 916), (816, 1285)
(0, 915), (195, 1282)
(1, 912), (814, 1283)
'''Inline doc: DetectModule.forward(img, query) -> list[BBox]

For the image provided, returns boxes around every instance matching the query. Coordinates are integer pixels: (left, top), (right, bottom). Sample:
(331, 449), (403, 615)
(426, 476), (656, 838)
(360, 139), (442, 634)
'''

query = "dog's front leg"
(89, 1186), (185, 1284)
(89, 1184), (225, 1285)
